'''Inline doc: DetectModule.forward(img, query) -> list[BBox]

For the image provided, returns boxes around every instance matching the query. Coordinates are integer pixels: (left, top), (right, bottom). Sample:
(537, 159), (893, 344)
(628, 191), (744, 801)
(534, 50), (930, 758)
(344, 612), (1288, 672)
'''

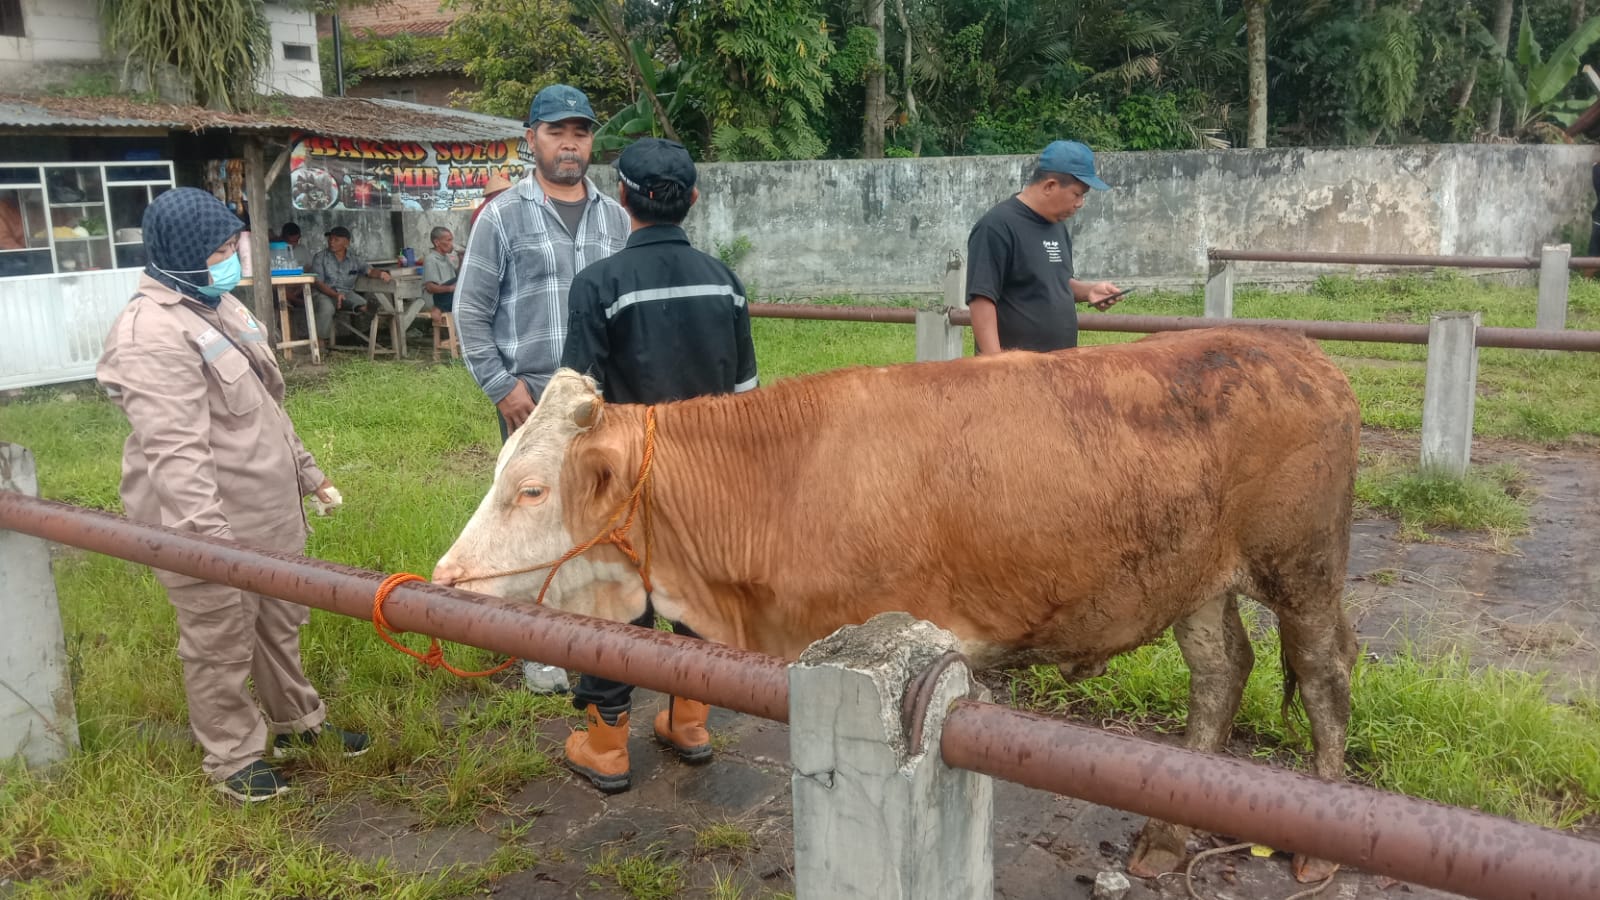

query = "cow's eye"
(517, 484), (548, 505)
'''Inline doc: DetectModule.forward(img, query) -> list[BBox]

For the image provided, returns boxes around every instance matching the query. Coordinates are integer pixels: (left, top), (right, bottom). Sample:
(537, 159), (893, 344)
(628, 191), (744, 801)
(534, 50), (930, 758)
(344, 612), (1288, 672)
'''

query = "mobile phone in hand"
(1092, 287), (1134, 311)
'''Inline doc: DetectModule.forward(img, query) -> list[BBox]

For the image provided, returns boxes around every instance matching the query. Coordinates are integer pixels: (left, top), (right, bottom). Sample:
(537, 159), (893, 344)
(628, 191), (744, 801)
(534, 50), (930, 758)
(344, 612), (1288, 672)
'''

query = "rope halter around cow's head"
(454, 399), (659, 606)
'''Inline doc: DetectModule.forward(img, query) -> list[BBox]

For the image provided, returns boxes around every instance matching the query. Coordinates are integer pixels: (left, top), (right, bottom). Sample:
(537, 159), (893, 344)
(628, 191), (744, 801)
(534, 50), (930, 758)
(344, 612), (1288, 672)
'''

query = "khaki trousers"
(168, 583), (326, 780)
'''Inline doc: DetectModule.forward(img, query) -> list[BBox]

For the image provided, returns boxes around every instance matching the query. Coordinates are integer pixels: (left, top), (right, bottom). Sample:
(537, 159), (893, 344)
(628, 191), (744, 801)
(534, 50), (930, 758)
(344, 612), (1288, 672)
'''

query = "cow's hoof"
(1128, 825), (1187, 879)
(1292, 854), (1339, 884)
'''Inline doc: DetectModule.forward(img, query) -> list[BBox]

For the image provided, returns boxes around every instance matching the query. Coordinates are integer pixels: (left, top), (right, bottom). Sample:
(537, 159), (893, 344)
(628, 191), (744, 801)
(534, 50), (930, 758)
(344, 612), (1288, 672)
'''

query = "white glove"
(310, 484), (344, 517)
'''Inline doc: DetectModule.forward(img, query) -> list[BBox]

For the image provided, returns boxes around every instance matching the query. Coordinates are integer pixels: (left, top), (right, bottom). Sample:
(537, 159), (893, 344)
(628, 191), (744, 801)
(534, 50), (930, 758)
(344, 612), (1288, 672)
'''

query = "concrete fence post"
(0, 443), (80, 768)
(789, 612), (992, 900)
(915, 250), (966, 362)
(1420, 312), (1481, 478)
(1537, 243), (1571, 331)
(1204, 259), (1235, 319)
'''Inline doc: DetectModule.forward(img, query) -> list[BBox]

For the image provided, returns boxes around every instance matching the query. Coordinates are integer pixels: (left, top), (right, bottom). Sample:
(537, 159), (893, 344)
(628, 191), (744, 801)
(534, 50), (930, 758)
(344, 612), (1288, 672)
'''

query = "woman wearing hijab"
(96, 188), (368, 802)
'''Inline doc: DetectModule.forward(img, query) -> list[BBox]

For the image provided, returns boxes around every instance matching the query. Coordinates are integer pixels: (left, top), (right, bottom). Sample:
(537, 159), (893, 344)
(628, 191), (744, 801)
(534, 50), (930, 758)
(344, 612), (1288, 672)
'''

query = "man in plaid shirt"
(453, 83), (628, 695)
(455, 83), (629, 441)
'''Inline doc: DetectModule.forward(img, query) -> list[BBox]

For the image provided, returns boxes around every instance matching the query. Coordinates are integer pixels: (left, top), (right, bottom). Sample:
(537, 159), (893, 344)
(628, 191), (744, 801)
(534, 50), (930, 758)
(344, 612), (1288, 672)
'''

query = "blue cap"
(1038, 140), (1109, 191)
(527, 84), (599, 127)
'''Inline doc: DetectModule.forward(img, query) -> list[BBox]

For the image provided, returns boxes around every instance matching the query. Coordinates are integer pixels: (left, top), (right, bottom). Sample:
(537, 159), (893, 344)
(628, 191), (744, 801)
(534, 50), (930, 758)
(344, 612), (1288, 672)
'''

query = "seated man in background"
(421, 226), (459, 323)
(309, 225), (390, 353)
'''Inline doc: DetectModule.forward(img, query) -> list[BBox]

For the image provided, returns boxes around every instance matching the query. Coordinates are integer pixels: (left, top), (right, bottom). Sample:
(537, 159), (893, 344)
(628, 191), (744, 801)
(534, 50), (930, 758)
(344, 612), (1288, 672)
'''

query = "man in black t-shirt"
(966, 140), (1125, 353)
(556, 137), (758, 794)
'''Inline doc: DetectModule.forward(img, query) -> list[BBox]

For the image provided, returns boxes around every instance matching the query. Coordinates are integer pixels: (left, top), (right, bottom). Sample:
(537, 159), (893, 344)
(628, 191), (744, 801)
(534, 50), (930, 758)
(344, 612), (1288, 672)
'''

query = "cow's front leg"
(1128, 592), (1253, 878)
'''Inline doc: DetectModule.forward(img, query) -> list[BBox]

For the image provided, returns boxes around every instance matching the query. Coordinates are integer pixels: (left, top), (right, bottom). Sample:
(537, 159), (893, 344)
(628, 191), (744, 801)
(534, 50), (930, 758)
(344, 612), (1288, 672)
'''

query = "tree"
(862, 0), (887, 157)
(1486, 0), (1516, 135)
(671, 0), (838, 160)
(443, 0), (630, 122)
(1246, 0), (1268, 147)
(99, 0), (271, 111)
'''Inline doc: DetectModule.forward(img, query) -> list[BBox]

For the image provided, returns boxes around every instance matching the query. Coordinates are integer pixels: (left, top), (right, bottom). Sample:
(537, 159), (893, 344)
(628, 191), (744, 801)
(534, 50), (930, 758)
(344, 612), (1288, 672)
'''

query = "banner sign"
(287, 133), (528, 212)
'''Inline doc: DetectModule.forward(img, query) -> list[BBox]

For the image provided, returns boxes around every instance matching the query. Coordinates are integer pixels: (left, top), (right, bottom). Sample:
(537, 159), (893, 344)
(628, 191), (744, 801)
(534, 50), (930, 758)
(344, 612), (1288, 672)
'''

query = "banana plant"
(591, 40), (699, 154)
(1483, 8), (1600, 138)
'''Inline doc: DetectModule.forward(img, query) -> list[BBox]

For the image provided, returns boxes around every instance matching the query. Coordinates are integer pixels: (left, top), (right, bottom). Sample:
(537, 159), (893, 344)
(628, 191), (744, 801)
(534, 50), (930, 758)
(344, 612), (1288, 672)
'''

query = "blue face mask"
(199, 252), (242, 297)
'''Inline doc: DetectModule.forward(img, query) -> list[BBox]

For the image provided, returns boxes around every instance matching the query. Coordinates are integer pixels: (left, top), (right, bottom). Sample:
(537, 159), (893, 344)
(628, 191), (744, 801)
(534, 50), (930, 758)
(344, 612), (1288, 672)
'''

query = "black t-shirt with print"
(965, 195), (1077, 352)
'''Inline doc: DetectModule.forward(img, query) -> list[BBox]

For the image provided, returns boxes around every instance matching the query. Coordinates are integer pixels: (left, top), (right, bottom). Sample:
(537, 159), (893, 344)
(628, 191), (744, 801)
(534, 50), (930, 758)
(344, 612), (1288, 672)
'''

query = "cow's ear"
(571, 395), (603, 429)
(570, 442), (627, 520)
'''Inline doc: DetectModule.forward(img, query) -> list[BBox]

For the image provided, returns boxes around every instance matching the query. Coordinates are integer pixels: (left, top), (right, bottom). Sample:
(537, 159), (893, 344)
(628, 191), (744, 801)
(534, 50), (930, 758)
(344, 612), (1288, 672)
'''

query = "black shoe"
(216, 760), (290, 802)
(272, 725), (371, 758)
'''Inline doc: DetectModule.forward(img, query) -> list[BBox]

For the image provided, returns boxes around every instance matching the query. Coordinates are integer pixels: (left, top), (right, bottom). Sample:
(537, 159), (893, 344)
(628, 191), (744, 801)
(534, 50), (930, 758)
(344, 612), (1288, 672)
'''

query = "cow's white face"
(432, 371), (649, 622)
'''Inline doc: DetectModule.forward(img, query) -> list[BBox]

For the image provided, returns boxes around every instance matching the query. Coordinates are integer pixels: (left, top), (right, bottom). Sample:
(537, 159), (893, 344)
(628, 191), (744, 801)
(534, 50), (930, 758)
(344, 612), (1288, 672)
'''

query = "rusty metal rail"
(3, 491), (1599, 899)
(749, 302), (916, 324)
(751, 302), (1600, 352)
(1209, 247), (1600, 272)
(943, 703), (1600, 900)
(0, 492), (790, 723)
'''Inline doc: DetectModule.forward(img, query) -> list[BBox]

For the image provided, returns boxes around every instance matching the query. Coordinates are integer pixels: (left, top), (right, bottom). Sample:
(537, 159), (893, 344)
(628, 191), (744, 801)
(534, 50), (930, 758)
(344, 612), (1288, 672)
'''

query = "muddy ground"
(301, 428), (1600, 899)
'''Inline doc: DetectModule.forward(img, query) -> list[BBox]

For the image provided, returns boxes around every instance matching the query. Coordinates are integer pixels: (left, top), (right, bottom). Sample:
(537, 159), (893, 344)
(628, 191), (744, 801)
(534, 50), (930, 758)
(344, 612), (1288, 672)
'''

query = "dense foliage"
(328, 0), (1600, 160)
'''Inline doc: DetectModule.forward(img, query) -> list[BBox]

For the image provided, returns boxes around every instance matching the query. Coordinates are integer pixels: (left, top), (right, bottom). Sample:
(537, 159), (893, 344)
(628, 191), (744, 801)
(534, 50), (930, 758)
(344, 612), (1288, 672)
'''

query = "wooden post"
(243, 137), (274, 330)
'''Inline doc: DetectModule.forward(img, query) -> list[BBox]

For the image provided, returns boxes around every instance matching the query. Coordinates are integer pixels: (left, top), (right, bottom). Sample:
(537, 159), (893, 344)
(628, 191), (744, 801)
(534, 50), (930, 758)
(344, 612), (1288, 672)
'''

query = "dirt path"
(333, 428), (1598, 899)
(1350, 429), (1600, 695)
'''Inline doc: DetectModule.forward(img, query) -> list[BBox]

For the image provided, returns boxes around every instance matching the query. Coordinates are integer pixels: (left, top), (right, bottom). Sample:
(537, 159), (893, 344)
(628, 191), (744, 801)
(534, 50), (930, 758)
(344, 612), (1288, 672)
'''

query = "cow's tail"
(1279, 641), (1304, 742)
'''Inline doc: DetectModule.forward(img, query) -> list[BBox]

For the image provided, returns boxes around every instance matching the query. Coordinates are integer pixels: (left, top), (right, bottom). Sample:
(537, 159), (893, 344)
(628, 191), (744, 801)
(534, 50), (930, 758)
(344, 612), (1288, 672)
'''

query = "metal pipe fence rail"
(3, 489), (1598, 900)
(1204, 246), (1597, 334)
(1208, 248), (1600, 270)
(752, 302), (1600, 352)
(752, 295), (1599, 478)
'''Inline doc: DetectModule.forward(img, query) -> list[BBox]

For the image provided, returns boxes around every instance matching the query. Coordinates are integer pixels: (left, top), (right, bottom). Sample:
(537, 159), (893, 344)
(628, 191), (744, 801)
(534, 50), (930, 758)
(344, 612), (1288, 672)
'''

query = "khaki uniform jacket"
(97, 275), (326, 583)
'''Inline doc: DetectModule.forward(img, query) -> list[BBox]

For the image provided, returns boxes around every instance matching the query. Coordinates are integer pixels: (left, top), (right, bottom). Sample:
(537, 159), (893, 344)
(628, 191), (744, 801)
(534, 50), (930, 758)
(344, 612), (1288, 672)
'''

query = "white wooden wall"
(0, 268), (141, 391)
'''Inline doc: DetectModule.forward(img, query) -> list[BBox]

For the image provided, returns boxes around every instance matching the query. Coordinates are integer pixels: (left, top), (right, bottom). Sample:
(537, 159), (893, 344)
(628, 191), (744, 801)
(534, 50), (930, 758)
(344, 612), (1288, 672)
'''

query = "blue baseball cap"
(1038, 140), (1109, 191)
(527, 84), (599, 127)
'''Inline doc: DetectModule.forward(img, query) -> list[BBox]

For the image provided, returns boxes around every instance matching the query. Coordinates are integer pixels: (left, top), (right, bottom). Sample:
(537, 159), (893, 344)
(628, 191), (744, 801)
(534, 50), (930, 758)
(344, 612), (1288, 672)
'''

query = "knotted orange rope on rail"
(370, 406), (659, 677)
(372, 572), (518, 677)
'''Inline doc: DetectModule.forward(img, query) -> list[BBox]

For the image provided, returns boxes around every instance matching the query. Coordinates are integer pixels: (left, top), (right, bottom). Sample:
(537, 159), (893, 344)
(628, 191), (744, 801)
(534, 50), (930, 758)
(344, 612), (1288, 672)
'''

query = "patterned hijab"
(143, 187), (244, 306)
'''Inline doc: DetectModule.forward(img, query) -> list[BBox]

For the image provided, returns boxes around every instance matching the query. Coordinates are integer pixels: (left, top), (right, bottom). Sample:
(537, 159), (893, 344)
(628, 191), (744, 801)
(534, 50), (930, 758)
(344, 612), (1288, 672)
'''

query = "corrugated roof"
(348, 20), (454, 39)
(0, 94), (521, 142)
(365, 59), (469, 78)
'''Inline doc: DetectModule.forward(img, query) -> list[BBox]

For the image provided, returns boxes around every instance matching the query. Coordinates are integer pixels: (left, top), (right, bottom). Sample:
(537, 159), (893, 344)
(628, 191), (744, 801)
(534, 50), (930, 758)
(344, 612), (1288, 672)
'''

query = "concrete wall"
(628, 144), (1600, 298)
(269, 144), (1600, 296)
(0, 0), (100, 83)
(263, 1), (323, 98)
(0, 0), (321, 98)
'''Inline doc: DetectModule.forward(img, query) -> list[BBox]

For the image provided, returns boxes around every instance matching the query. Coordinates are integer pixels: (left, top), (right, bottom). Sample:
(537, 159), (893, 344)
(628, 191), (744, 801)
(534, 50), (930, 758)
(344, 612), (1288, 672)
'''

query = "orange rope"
(370, 406), (660, 677)
(371, 572), (517, 677)
(529, 405), (658, 606)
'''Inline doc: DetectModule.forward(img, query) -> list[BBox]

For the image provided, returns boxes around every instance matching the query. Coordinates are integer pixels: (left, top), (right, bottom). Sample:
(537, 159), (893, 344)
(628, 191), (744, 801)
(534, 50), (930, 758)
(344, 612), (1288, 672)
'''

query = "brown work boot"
(653, 696), (713, 764)
(564, 707), (631, 793)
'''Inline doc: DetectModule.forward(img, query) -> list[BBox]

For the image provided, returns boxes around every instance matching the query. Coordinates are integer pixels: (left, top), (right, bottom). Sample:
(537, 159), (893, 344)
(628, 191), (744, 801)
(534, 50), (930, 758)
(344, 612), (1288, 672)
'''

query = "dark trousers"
(575, 609), (702, 723)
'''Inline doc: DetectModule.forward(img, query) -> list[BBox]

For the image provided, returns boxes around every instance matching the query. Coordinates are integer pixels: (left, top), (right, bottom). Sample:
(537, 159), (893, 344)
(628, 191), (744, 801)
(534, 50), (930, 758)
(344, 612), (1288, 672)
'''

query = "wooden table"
(239, 274), (320, 365)
(356, 270), (428, 359)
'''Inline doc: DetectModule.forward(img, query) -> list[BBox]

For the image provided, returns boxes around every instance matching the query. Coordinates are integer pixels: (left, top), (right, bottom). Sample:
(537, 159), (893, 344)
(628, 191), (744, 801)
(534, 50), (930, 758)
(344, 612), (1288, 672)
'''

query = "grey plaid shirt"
(454, 176), (629, 404)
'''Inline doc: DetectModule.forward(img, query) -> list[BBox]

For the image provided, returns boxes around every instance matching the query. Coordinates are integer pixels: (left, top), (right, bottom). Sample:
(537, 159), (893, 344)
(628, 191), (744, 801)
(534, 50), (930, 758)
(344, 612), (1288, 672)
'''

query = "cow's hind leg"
(1276, 598), (1358, 883)
(1128, 591), (1253, 878)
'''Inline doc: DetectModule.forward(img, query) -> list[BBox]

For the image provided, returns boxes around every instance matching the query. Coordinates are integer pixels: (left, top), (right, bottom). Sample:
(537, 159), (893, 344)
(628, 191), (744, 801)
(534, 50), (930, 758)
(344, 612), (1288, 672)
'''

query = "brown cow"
(433, 325), (1361, 882)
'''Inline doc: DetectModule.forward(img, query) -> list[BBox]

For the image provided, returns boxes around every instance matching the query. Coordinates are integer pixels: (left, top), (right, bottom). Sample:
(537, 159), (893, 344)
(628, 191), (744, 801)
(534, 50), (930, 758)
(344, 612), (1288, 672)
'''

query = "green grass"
(1010, 622), (1600, 829)
(1355, 453), (1532, 535)
(695, 822), (755, 853)
(586, 844), (685, 899)
(1, 272), (1598, 896)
